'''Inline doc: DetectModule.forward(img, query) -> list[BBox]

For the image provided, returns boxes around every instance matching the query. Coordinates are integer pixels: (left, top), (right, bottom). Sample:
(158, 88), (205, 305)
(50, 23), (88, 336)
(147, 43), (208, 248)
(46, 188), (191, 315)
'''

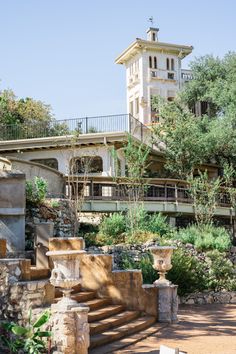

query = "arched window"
(149, 56), (152, 68)
(31, 158), (58, 170)
(166, 58), (170, 70)
(171, 58), (175, 71)
(70, 156), (103, 174)
(154, 57), (157, 69)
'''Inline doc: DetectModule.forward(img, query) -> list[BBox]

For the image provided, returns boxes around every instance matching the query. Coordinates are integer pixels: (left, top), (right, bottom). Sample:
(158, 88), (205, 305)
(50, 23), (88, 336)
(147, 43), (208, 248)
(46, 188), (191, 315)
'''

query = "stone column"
(157, 284), (178, 323)
(51, 297), (90, 354)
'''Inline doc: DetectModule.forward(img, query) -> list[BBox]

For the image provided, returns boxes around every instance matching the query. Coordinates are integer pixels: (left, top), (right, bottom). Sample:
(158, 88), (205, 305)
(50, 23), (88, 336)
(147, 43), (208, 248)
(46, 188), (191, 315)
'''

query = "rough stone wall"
(180, 290), (236, 305)
(0, 259), (53, 323)
(25, 199), (74, 249)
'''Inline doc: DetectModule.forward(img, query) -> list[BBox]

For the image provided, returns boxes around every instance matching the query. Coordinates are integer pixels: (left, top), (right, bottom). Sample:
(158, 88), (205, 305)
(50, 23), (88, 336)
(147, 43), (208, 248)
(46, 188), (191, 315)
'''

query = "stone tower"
(115, 27), (193, 125)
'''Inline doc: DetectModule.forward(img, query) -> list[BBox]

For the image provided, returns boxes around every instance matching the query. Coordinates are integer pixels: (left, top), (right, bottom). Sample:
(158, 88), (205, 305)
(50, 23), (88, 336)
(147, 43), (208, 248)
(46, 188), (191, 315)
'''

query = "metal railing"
(65, 177), (232, 207)
(0, 114), (150, 143)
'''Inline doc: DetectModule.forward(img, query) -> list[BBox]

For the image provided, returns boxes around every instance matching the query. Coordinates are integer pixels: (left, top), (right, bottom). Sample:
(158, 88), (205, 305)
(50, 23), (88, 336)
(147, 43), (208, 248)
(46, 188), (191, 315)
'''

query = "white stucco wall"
(5, 145), (115, 177)
(126, 48), (185, 125)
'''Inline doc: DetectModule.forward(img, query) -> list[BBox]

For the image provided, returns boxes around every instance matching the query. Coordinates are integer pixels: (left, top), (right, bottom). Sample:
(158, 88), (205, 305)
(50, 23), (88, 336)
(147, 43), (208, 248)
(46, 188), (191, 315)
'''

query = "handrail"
(65, 177), (232, 207)
(0, 114), (151, 143)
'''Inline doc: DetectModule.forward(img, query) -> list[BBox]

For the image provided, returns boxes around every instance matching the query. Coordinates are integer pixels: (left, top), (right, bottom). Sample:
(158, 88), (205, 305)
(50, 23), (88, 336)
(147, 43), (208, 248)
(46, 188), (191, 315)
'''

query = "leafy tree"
(181, 52), (236, 118)
(187, 171), (221, 225)
(112, 135), (150, 236)
(0, 88), (69, 139)
(152, 53), (236, 176)
(152, 96), (209, 178)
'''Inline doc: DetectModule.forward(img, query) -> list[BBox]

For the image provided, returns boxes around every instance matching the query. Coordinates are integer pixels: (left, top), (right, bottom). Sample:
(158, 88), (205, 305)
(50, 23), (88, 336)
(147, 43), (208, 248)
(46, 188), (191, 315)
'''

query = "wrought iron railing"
(0, 114), (151, 143)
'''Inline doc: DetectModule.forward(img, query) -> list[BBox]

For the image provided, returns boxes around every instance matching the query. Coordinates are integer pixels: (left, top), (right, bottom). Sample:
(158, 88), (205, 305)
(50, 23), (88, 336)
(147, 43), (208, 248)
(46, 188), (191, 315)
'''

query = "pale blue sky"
(0, 0), (235, 119)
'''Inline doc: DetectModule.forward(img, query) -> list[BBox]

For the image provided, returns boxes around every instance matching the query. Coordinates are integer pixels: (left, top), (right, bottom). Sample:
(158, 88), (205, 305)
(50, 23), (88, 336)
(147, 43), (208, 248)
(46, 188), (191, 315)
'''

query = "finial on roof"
(148, 16), (154, 26)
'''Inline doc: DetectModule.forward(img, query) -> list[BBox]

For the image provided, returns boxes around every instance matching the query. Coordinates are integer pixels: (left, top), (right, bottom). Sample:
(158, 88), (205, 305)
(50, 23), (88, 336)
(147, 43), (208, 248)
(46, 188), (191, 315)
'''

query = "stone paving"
(117, 304), (236, 354)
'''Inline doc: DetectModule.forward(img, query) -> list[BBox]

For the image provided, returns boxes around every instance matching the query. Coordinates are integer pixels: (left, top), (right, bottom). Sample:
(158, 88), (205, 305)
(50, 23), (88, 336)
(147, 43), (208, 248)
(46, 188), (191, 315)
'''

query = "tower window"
(168, 72), (175, 80)
(135, 97), (139, 114)
(129, 101), (134, 115)
(154, 57), (157, 69)
(171, 59), (175, 71)
(149, 56), (152, 68)
(152, 33), (156, 41)
(166, 58), (170, 70)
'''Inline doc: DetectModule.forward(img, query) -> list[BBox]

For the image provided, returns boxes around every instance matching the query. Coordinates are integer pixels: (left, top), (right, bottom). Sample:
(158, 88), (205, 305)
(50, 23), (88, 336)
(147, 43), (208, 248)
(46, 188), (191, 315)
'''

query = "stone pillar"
(35, 222), (54, 269)
(157, 284), (178, 323)
(51, 298), (90, 354)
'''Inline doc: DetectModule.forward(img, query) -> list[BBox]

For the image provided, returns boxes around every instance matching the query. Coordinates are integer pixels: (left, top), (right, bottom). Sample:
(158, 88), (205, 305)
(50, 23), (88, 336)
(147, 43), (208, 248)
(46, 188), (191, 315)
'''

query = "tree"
(181, 52), (236, 118)
(187, 171), (221, 226)
(0, 88), (69, 139)
(152, 53), (236, 176)
(152, 96), (209, 179)
(112, 135), (150, 236)
(222, 163), (236, 244)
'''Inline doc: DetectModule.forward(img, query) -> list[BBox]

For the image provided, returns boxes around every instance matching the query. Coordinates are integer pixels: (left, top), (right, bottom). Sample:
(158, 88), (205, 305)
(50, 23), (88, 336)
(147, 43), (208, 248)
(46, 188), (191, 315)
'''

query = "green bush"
(120, 251), (156, 284)
(26, 177), (48, 204)
(99, 213), (126, 245)
(147, 213), (172, 236)
(0, 309), (51, 354)
(98, 209), (172, 245)
(120, 247), (207, 295)
(205, 250), (236, 291)
(168, 248), (207, 296)
(174, 224), (231, 252)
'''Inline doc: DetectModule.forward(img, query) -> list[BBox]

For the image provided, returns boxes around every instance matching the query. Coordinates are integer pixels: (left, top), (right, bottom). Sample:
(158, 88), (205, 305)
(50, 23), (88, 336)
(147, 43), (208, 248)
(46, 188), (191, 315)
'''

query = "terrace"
(0, 114), (151, 143)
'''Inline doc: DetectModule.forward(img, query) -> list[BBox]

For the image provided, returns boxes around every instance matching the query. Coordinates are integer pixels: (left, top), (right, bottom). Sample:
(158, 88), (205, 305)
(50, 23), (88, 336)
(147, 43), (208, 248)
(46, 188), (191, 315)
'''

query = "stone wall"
(0, 259), (54, 322)
(180, 291), (236, 305)
(0, 169), (25, 251)
(26, 199), (74, 250)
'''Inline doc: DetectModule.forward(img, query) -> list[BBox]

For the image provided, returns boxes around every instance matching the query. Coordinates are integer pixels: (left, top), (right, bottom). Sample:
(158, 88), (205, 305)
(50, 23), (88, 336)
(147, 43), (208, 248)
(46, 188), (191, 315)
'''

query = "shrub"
(167, 248), (207, 296)
(0, 309), (51, 354)
(26, 177), (48, 204)
(98, 209), (172, 245)
(174, 224), (231, 252)
(120, 251), (156, 284)
(205, 250), (236, 291)
(147, 213), (172, 236)
(120, 247), (207, 295)
(99, 213), (126, 244)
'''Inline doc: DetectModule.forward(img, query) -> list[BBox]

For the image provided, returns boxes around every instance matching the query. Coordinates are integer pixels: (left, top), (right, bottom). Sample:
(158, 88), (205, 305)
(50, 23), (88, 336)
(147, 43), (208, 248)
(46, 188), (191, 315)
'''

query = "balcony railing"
(65, 177), (232, 207)
(0, 114), (150, 143)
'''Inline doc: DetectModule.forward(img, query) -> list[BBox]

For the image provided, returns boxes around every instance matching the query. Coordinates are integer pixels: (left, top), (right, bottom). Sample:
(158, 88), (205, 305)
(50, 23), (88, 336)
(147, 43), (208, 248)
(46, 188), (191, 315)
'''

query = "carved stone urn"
(46, 249), (86, 300)
(149, 246), (175, 286)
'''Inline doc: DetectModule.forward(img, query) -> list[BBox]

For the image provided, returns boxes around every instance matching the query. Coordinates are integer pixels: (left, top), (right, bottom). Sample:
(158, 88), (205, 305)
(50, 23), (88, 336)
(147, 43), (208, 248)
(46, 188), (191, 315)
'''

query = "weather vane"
(148, 16), (154, 26)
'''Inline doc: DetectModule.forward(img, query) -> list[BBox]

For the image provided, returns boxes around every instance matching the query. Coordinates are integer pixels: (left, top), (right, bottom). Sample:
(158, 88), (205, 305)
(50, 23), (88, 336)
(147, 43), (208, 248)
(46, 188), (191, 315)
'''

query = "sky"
(0, 0), (235, 120)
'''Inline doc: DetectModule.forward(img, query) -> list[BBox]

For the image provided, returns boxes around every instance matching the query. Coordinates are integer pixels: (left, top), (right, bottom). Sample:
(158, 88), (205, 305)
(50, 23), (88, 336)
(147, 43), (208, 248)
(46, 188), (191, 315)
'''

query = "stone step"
(90, 310), (140, 335)
(89, 322), (166, 354)
(30, 267), (50, 280)
(54, 291), (97, 304)
(88, 304), (125, 322)
(83, 298), (111, 311)
(72, 291), (97, 302)
(89, 315), (156, 349)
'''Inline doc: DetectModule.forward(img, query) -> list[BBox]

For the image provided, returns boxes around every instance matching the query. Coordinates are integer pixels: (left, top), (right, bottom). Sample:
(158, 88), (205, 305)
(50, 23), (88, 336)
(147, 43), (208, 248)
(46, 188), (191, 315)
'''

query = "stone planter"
(46, 249), (86, 298)
(149, 246), (175, 286)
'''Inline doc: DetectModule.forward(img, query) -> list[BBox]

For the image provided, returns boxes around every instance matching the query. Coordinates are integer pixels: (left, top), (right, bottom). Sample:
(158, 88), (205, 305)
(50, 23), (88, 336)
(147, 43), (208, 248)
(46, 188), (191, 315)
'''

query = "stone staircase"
(56, 289), (157, 354)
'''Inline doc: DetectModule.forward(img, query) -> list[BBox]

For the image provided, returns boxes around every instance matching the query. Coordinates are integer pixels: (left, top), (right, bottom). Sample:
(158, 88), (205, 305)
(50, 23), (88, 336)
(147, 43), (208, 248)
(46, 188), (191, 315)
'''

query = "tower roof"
(115, 38), (193, 64)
